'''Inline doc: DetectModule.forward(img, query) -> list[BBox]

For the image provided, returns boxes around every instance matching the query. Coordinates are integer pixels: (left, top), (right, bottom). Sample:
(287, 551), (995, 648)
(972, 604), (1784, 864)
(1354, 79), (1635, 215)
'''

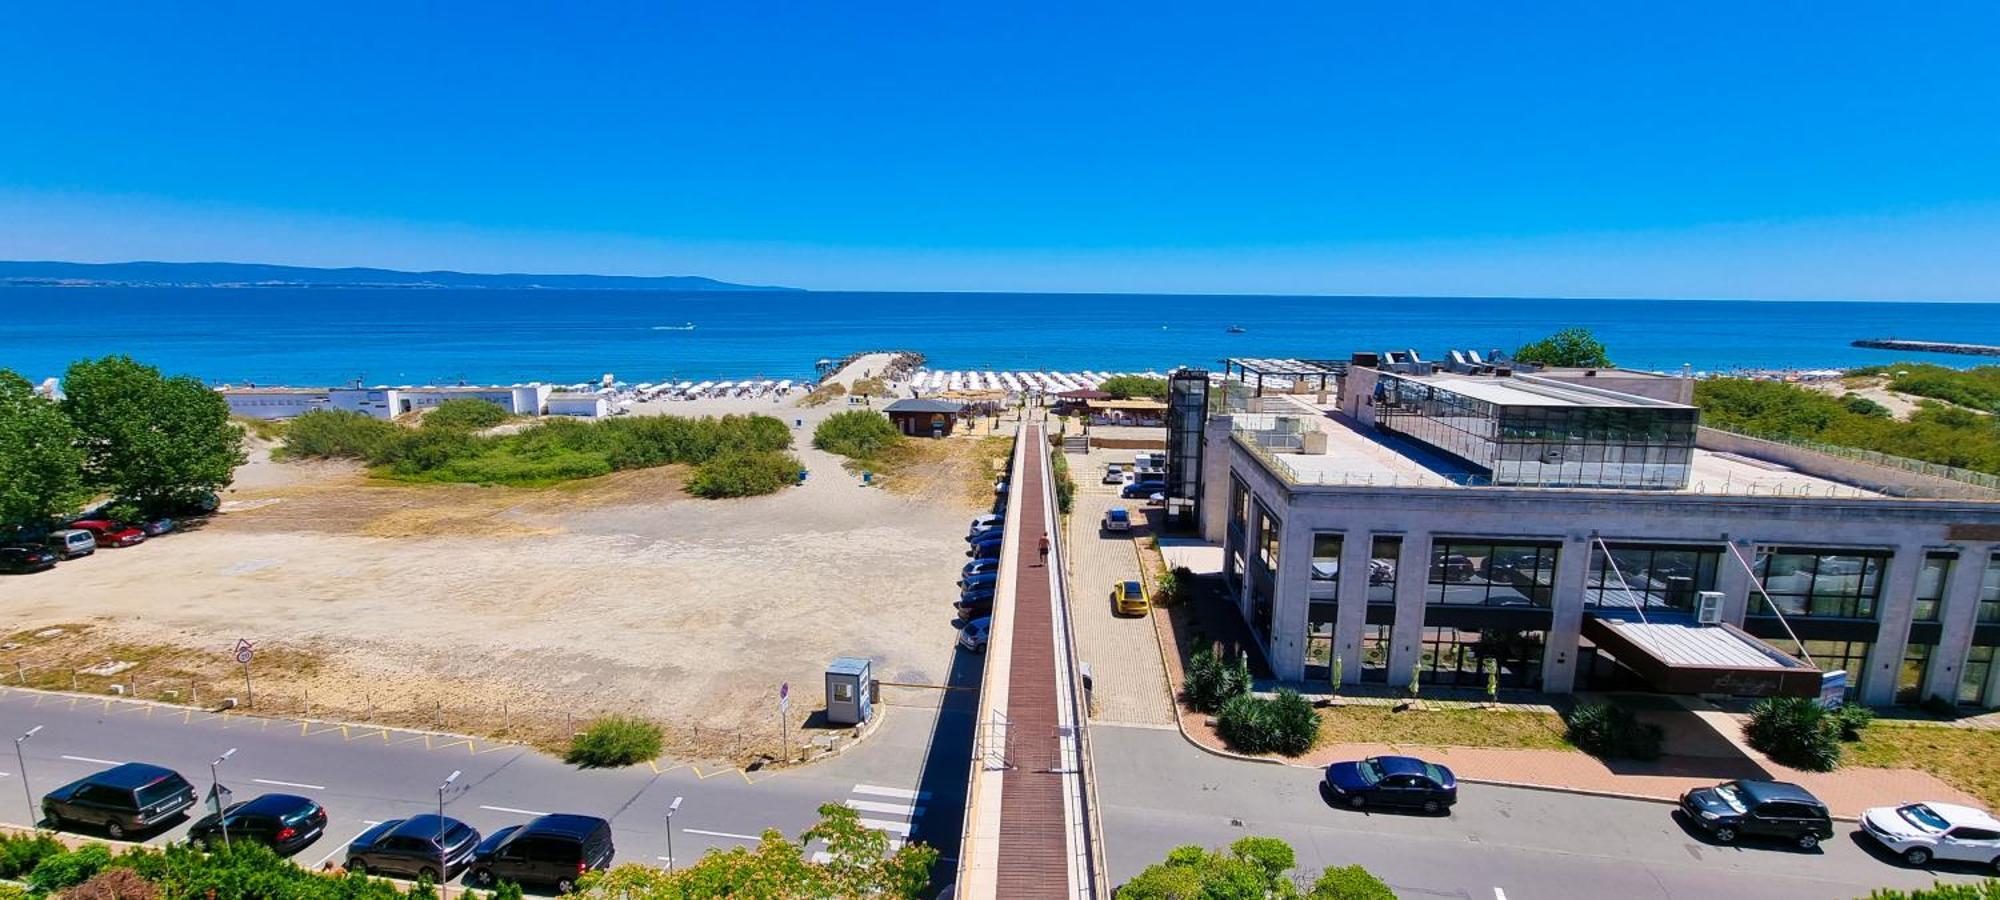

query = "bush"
(277, 409), (405, 460)
(1309, 864), (1397, 899)
(1564, 702), (1664, 760)
(1050, 452), (1075, 514)
(1099, 375), (1169, 401)
(62, 867), (157, 900)
(813, 410), (903, 460)
(1183, 648), (1251, 713)
(1834, 703), (1875, 741)
(1744, 697), (1844, 771)
(0, 832), (66, 878)
(28, 843), (113, 894)
(687, 450), (803, 498)
(423, 397), (511, 430)
(566, 715), (665, 767)
(1217, 689), (1319, 756)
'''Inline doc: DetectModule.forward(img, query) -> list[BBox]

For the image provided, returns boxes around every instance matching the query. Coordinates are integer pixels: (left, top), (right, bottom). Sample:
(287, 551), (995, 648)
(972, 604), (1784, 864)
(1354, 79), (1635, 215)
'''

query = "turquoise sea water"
(5, 287), (2000, 385)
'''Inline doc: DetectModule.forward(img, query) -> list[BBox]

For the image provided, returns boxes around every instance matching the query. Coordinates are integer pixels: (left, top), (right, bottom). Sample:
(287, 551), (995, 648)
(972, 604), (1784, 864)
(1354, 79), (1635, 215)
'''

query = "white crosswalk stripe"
(846, 798), (924, 817)
(851, 784), (931, 801)
(811, 783), (924, 864)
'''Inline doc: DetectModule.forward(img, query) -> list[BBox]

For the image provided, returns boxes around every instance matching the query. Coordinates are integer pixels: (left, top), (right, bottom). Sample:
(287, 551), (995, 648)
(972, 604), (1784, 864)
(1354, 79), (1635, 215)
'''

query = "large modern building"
(1202, 354), (2000, 709)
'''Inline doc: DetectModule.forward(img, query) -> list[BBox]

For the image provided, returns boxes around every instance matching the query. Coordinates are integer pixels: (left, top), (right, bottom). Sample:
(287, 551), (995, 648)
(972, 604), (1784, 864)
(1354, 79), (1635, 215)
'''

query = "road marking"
(683, 828), (762, 842)
(852, 784), (931, 801)
(253, 778), (326, 791)
(846, 799), (925, 817)
(317, 820), (381, 867)
(856, 817), (913, 837)
(1495, 889), (1507, 900)
(60, 754), (121, 765)
(478, 804), (549, 816)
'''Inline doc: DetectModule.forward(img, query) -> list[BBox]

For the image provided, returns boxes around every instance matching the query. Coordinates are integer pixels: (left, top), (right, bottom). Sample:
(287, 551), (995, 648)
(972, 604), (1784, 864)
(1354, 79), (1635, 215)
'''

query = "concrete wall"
(546, 395), (610, 418)
(1532, 369), (1695, 405)
(223, 391), (327, 419)
(1697, 427), (2000, 501)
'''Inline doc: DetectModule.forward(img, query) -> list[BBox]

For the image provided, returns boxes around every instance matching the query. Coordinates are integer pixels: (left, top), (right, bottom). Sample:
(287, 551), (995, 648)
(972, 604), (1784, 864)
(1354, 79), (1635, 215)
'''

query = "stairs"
(1062, 435), (1089, 454)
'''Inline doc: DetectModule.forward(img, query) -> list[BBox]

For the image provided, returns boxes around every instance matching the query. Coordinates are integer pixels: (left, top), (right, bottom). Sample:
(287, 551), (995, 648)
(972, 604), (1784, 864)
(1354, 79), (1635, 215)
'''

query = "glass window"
(1256, 503), (1281, 573)
(1587, 544), (1719, 611)
(1913, 553), (1955, 623)
(1898, 643), (1934, 705)
(1751, 549), (1889, 619)
(1962, 646), (1995, 707)
(1980, 556), (2000, 624)
(1798, 640), (1872, 702)
(1229, 478), (1249, 531)
(1359, 623), (1391, 683)
(1305, 533), (1341, 680)
(1417, 626), (1544, 688)
(1429, 539), (1558, 607)
(1368, 536), (1401, 604)
(1311, 534), (1342, 585)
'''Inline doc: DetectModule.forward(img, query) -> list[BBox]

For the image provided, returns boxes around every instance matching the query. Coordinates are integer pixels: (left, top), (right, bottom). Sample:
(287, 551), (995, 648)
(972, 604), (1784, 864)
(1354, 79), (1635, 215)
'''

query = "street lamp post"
(436, 770), (461, 884)
(666, 796), (683, 871)
(210, 748), (237, 848)
(15, 726), (41, 828)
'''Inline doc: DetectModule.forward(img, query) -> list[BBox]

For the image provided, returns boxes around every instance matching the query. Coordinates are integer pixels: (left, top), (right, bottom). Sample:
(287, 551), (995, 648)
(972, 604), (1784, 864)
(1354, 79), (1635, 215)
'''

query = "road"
(1093, 724), (1990, 899)
(0, 683), (975, 889)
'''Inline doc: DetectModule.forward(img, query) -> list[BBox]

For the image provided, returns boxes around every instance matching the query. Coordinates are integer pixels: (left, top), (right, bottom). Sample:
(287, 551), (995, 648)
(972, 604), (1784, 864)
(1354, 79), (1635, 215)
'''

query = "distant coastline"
(0, 260), (801, 292)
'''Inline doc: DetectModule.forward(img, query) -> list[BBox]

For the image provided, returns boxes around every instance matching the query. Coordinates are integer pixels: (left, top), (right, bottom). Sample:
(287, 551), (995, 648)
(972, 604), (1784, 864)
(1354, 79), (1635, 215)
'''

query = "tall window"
(1359, 623), (1391, 683)
(1798, 640), (1873, 702)
(1898, 643), (1934, 705)
(1305, 534), (1341, 680)
(1429, 540), (1558, 607)
(1368, 536), (1401, 604)
(1981, 556), (2000, 624)
(1586, 544), (1719, 611)
(1962, 646), (1995, 707)
(1256, 503), (1281, 573)
(1310, 534), (1342, 598)
(1418, 626), (1544, 688)
(1751, 549), (1888, 619)
(1228, 478), (1249, 532)
(1913, 553), (1956, 623)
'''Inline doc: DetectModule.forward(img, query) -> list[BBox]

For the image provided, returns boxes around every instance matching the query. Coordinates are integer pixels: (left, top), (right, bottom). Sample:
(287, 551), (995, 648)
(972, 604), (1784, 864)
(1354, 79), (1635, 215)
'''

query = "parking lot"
(1064, 448), (1176, 728)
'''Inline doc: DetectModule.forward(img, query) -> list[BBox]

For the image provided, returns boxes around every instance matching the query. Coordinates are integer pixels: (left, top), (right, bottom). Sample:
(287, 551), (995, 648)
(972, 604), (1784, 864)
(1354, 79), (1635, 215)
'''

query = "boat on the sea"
(1226, 325), (1247, 334)
(653, 322), (697, 331)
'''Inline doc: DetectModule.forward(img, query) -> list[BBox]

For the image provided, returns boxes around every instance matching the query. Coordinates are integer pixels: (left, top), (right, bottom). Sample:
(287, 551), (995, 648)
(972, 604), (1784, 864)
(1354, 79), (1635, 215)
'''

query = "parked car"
(42, 763), (198, 839)
(962, 558), (1000, 579)
(69, 519), (146, 548)
(968, 541), (1002, 561)
(467, 813), (615, 894)
(958, 571), (999, 593)
(0, 546), (58, 574)
(1111, 580), (1148, 616)
(346, 814), (482, 881)
(967, 525), (1004, 544)
(1102, 464), (1126, 484)
(968, 514), (1003, 535)
(1430, 554), (1476, 583)
(1369, 559), (1396, 585)
(955, 589), (994, 617)
(958, 617), (992, 652)
(187, 793), (327, 854)
(1102, 507), (1132, 532)
(1120, 481), (1166, 499)
(45, 529), (97, 559)
(1322, 755), (1458, 814)
(1679, 780), (1834, 849)
(1860, 802), (2000, 868)
(136, 518), (176, 537)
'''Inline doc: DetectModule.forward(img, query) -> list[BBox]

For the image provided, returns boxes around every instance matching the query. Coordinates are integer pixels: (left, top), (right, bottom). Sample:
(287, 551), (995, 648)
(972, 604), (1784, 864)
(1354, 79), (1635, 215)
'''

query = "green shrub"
(813, 410), (903, 460)
(1564, 702), (1664, 760)
(1833, 703), (1875, 741)
(1183, 648), (1251, 713)
(566, 715), (665, 767)
(0, 832), (66, 878)
(687, 450), (803, 498)
(1050, 452), (1075, 514)
(380, 426), (486, 473)
(1100, 375), (1169, 401)
(411, 448), (615, 486)
(277, 409), (405, 460)
(1216, 689), (1319, 756)
(423, 397), (511, 430)
(1744, 697), (1843, 771)
(28, 843), (113, 893)
(1308, 864), (1397, 900)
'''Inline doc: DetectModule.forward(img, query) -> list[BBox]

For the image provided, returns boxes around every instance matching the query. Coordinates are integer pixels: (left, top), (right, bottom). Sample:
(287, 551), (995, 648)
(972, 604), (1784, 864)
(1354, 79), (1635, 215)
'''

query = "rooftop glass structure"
(1374, 373), (1696, 489)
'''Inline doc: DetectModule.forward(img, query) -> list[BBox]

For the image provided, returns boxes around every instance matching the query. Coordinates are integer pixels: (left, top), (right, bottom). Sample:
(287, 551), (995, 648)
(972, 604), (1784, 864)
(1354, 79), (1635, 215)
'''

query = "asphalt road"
(0, 682), (976, 890)
(1093, 724), (1992, 900)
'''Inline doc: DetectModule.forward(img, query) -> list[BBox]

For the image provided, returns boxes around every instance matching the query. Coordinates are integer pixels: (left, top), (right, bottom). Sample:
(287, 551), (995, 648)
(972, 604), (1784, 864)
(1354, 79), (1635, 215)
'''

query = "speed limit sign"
(234, 638), (254, 665)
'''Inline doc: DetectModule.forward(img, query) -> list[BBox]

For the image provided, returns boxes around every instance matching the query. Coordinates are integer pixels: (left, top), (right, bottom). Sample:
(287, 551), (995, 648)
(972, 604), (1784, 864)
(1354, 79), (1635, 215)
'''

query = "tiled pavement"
(1064, 449), (1177, 728)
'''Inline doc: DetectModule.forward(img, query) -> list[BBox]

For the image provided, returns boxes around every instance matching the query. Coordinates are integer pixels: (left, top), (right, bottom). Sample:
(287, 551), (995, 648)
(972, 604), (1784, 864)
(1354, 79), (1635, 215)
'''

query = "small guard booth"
(825, 656), (874, 726)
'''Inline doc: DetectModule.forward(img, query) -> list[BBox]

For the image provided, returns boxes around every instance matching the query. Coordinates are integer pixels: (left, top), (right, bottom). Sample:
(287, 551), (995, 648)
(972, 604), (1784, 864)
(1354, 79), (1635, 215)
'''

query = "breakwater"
(1853, 339), (2000, 358)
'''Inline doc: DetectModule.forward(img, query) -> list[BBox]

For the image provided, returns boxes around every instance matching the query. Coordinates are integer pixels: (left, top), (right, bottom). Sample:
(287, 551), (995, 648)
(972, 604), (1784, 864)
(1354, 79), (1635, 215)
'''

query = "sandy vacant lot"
(0, 389), (999, 759)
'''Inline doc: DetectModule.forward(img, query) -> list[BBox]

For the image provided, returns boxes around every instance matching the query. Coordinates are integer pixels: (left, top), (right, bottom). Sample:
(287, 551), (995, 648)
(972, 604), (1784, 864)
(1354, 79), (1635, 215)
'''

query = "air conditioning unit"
(1695, 591), (1725, 625)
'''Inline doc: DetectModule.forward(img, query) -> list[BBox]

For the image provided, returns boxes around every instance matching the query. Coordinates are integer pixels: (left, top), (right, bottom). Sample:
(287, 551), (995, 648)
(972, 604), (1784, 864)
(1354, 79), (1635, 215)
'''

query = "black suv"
(0, 546), (57, 574)
(42, 763), (198, 839)
(187, 792), (327, 854)
(468, 814), (615, 894)
(1680, 779), (1836, 850)
(346, 814), (482, 881)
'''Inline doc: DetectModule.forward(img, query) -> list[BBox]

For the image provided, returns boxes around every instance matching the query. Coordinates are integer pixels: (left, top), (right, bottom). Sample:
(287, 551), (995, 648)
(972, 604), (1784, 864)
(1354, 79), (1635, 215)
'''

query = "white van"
(46, 529), (96, 559)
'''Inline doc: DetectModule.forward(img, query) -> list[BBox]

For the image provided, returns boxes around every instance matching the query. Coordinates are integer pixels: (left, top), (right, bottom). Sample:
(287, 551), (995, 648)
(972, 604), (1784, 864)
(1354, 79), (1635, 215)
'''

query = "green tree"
(0, 370), (89, 527)
(573, 804), (937, 898)
(61, 356), (244, 513)
(1308, 864), (1396, 899)
(1120, 836), (1392, 900)
(813, 410), (903, 460)
(1099, 375), (1169, 400)
(1513, 328), (1611, 368)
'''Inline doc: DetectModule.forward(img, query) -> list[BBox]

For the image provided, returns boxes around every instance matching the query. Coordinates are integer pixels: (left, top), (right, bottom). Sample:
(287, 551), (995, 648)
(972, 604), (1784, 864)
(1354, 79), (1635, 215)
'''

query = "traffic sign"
(234, 639), (254, 665)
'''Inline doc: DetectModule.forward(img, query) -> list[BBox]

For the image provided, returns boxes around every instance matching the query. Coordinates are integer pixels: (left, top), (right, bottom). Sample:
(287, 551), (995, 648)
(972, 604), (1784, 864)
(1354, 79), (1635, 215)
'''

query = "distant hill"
(0, 260), (800, 292)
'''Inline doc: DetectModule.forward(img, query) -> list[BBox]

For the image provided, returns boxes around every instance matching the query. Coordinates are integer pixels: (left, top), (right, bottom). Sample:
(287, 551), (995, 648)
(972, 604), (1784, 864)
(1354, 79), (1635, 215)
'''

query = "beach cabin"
(883, 398), (966, 438)
(1083, 397), (1168, 426)
(545, 392), (611, 418)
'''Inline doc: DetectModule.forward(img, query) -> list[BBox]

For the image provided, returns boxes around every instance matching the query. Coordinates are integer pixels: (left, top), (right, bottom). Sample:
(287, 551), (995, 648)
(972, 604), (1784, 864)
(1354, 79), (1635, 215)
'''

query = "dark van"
(42, 762), (198, 839)
(468, 814), (615, 894)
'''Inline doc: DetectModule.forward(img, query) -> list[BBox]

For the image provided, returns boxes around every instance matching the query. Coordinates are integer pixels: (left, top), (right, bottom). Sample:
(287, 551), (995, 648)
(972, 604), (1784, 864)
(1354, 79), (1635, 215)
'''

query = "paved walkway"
(1064, 449), (1175, 728)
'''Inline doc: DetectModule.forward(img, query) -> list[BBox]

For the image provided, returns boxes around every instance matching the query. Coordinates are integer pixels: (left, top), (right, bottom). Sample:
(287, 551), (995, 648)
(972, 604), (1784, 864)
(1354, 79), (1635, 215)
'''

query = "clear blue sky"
(5, 2), (1998, 297)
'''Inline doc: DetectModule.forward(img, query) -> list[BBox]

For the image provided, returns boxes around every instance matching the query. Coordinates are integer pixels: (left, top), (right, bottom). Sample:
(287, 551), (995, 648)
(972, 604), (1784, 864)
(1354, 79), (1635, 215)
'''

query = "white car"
(1860, 802), (2000, 869)
(957, 617), (991, 653)
(968, 514), (1003, 536)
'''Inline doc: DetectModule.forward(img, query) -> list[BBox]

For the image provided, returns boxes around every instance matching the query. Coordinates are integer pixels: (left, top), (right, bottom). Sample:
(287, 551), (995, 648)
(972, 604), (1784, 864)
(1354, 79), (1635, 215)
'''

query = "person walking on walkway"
(1038, 531), (1051, 565)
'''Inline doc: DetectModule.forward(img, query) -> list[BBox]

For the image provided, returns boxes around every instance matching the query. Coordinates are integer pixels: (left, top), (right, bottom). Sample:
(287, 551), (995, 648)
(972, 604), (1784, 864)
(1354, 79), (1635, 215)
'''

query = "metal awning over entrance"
(1582, 609), (1823, 698)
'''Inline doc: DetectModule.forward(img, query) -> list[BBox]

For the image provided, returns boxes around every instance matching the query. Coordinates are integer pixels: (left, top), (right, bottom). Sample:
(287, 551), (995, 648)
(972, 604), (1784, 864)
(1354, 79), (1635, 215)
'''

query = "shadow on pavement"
(908, 643), (984, 896)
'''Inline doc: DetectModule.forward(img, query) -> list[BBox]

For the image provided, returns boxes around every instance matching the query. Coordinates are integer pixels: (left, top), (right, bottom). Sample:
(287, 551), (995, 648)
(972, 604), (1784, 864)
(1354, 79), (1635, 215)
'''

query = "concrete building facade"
(223, 385), (551, 420)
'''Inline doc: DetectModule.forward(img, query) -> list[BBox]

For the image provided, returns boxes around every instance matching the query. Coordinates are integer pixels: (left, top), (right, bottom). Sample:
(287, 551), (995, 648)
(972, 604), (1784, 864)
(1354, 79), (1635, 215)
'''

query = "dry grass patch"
(4, 623), (325, 705)
(1848, 723), (2000, 809)
(1318, 704), (1573, 751)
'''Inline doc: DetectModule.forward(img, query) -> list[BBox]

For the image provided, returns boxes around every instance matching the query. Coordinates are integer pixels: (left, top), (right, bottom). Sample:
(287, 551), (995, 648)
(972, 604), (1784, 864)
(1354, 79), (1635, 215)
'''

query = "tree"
(61, 356), (244, 514)
(1513, 328), (1611, 368)
(813, 410), (903, 460)
(1119, 836), (1393, 900)
(573, 804), (937, 898)
(1099, 375), (1169, 401)
(0, 370), (89, 527)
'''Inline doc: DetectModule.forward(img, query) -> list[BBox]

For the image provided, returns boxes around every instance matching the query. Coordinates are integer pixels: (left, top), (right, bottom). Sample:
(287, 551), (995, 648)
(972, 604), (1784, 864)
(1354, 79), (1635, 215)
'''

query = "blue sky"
(4, 2), (1998, 297)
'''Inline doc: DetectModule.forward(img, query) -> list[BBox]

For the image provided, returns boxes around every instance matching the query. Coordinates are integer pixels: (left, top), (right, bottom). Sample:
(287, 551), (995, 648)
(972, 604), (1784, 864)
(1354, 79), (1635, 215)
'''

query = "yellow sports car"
(1111, 579), (1149, 616)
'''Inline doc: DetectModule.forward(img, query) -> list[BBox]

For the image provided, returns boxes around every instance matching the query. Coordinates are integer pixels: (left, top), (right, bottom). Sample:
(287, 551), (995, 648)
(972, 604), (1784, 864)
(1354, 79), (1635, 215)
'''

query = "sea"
(5, 287), (2000, 386)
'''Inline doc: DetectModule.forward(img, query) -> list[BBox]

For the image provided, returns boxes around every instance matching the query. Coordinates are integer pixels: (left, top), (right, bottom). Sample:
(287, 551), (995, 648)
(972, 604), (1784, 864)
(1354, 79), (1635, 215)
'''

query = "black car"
(42, 762), (199, 839)
(958, 571), (999, 592)
(967, 541), (1002, 561)
(1322, 755), (1458, 814)
(187, 793), (327, 854)
(346, 814), (482, 881)
(1679, 780), (1835, 850)
(467, 813), (615, 893)
(0, 546), (57, 574)
(1120, 481), (1167, 499)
